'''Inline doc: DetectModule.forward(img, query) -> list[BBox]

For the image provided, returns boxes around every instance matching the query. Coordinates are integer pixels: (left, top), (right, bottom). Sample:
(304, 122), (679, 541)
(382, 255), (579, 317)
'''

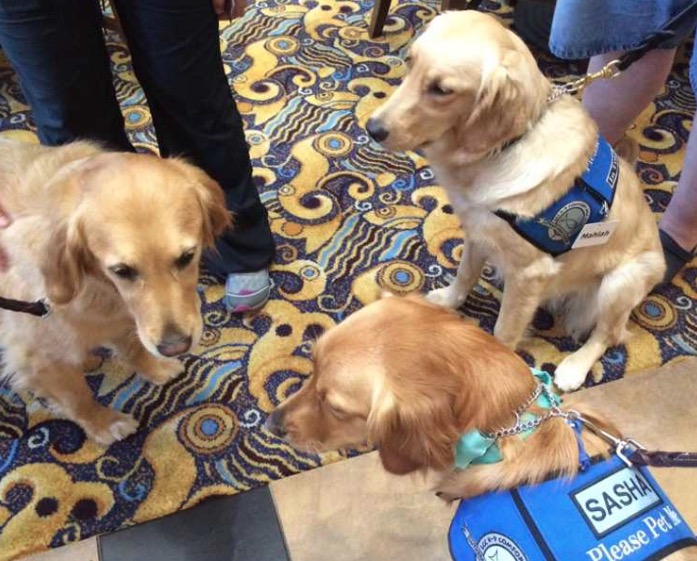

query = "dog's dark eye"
(110, 264), (138, 281)
(175, 249), (196, 270)
(428, 82), (454, 96)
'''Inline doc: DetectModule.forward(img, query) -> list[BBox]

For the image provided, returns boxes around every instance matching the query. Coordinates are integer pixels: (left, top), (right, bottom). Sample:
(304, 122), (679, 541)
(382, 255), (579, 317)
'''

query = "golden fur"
(368, 12), (665, 391)
(270, 295), (614, 496)
(270, 295), (697, 560)
(0, 140), (231, 446)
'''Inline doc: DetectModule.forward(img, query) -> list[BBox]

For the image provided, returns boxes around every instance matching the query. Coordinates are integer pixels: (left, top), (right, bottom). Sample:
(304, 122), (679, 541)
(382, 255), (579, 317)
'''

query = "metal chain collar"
(482, 382), (566, 441)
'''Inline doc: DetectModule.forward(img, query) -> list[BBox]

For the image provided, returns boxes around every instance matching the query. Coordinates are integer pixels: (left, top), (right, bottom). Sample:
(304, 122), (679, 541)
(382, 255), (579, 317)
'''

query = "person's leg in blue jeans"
(0, 0), (131, 149)
(0, 0), (274, 311)
(550, 0), (697, 283)
(112, 0), (275, 311)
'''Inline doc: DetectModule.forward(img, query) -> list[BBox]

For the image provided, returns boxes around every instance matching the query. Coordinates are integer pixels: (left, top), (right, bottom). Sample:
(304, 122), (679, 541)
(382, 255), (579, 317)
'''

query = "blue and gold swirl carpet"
(0, 2), (695, 560)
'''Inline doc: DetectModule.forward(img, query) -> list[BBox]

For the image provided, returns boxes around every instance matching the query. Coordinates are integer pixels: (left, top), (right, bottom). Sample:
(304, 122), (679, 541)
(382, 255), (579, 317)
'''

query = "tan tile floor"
(272, 451), (456, 561)
(20, 537), (98, 561)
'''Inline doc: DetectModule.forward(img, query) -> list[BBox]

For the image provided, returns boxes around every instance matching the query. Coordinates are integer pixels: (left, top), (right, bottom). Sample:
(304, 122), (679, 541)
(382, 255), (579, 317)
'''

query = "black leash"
(548, 0), (697, 99)
(616, 0), (697, 72)
(626, 448), (697, 469)
(0, 296), (51, 318)
(568, 411), (697, 470)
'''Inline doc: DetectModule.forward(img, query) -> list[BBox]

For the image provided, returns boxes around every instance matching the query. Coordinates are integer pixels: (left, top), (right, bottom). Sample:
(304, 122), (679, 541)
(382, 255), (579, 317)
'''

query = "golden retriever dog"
(0, 140), (230, 446)
(267, 295), (615, 496)
(365, 11), (665, 391)
(268, 295), (697, 560)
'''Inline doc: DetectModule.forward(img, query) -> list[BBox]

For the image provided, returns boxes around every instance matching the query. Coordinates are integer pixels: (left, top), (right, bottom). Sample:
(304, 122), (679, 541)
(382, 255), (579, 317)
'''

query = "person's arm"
(0, 205), (10, 271)
(211, 0), (246, 20)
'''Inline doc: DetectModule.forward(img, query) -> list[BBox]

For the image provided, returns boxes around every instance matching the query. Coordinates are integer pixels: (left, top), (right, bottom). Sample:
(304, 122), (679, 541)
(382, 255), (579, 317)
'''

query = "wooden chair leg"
(442, 0), (485, 11)
(369, 0), (392, 38)
(442, 0), (470, 10)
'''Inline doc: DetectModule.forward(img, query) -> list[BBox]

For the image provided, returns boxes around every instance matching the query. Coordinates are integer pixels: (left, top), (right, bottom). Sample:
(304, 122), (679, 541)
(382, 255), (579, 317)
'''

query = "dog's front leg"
(28, 363), (138, 446)
(112, 332), (185, 386)
(494, 273), (548, 349)
(427, 238), (485, 309)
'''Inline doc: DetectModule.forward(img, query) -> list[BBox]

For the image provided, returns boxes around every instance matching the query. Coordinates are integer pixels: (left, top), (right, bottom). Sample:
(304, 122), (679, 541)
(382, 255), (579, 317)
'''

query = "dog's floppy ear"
(42, 216), (92, 306)
(456, 48), (538, 155)
(169, 160), (233, 247)
(368, 385), (460, 475)
(192, 172), (233, 247)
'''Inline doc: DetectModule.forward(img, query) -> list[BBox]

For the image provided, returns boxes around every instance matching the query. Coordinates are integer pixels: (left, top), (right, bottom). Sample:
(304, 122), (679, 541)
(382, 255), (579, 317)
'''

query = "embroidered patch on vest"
(449, 455), (697, 561)
(476, 533), (527, 561)
(494, 136), (620, 256)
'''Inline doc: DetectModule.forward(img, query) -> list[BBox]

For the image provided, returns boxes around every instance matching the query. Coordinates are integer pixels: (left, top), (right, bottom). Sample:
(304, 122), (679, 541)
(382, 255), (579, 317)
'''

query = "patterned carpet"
(0, 1), (695, 559)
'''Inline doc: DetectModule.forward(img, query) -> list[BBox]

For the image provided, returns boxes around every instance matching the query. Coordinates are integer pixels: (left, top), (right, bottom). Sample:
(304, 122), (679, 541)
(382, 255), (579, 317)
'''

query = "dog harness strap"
(449, 455), (697, 561)
(0, 296), (51, 318)
(494, 136), (620, 257)
(569, 417), (592, 472)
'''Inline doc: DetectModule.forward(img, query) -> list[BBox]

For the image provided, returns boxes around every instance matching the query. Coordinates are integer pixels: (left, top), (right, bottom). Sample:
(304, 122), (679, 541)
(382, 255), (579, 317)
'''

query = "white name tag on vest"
(572, 220), (619, 249)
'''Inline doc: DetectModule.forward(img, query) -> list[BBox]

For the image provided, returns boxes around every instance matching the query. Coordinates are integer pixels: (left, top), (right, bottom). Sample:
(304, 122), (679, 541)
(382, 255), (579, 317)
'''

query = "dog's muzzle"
(265, 409), (287, 438)
(366, 118), (389, 142)
(156, 324), (193, 357)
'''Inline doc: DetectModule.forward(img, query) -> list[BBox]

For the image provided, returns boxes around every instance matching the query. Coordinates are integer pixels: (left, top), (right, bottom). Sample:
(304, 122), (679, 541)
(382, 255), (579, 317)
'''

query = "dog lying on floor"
(0, 140), (230, 446)
(267, 295), (697, 560)
(365, 11), (665, 391)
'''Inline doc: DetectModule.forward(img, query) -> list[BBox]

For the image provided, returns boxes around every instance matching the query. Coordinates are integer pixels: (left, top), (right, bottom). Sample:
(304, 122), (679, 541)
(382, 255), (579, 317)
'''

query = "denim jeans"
(0, 0), (275, 276)
(550, 0), (697, 88)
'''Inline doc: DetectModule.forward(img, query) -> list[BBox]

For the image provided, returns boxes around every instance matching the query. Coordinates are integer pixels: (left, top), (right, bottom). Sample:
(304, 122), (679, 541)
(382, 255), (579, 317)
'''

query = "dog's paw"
(426, 286), (466, 309)
(139, 357), (185, 386)
(554, 356), (589, 392)
(435, 490), (460, 504)
(84, 409), (138, 447)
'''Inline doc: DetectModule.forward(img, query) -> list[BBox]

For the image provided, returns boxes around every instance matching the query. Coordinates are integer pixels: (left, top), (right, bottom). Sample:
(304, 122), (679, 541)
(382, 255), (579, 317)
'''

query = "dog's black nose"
(366, 118), (389, 142)
(265, 410), (287, 438)
(157, 326), (193, 357)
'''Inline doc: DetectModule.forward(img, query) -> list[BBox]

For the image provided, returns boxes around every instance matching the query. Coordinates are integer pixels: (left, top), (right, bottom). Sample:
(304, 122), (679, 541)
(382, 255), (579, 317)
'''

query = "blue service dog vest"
(449, 455), (697, 561)
(495, 136), (619, 256)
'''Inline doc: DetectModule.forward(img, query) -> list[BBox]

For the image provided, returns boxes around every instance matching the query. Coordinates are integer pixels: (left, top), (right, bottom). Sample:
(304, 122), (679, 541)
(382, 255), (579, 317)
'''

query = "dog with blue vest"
(267, 295), (697, 561)
(365, 11), (666, 392)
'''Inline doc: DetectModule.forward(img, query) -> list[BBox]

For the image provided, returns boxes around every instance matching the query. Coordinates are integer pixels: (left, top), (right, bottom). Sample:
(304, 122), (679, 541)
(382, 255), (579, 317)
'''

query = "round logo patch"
(477, 533), (528, 561)
(544, 201), (591, 243)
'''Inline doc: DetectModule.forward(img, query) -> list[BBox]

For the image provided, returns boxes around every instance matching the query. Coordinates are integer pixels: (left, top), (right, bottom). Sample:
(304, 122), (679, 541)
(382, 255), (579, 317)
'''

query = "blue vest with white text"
(495, 136), (619, 256)
(449, 455), (696, 561)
